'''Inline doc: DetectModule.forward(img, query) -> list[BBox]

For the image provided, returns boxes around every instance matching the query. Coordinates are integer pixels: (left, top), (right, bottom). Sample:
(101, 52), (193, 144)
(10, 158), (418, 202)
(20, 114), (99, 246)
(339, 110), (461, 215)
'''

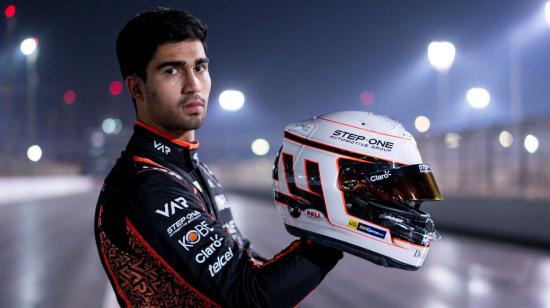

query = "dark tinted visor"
(339, 161), (443, 201)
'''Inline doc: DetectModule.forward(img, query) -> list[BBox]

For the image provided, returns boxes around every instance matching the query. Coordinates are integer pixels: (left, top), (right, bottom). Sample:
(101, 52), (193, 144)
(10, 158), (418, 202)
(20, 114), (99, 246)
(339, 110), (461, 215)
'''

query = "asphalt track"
(1, 189), (549, 308)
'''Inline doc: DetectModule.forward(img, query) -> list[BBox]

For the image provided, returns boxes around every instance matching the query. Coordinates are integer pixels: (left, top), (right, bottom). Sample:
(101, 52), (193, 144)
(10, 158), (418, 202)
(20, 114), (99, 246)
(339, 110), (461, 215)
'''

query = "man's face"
(138, 39), (211, 135)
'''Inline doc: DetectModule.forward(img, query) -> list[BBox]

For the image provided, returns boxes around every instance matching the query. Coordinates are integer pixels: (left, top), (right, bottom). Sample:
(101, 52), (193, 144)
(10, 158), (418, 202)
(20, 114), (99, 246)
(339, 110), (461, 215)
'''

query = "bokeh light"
(63, 90), (76, 105)
(109, 81), (123, 96)
(466, 87), (491, 109)
(27, 145), (42, 162)
(498, 131), (513, 148)
(445, 133), (461, 149)
(101, 118), (123, 135)
(20, 38), (38, 56)
(4, 4), (16, 18)
(251, 139), (270, 156)
(524, 134), (539, 154)
(414, 115), (431, 133)
(219, 90), (245, 111)
(427, 41), (456, 71)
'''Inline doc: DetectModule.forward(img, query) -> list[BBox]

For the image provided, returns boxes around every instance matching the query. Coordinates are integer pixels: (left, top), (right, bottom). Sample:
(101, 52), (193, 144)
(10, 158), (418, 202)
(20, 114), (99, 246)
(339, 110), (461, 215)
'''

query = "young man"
(94, 8), (342, 307)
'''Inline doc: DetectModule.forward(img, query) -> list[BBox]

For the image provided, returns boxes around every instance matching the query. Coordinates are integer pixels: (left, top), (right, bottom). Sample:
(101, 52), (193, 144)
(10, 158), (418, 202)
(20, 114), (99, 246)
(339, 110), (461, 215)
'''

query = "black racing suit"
(94, 120), (343, 307)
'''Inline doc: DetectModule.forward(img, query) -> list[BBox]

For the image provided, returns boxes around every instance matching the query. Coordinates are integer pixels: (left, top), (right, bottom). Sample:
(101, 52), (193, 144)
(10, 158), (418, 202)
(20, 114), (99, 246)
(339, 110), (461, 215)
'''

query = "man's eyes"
(163, 65), (208, 75)
(194, 64), (208, 72)
(164, 68), (179, 75)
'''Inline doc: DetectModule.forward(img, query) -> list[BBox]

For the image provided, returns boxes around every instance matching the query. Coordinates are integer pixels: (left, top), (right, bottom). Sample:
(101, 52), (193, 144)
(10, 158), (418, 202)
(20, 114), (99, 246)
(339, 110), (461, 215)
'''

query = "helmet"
(272, 111), (443, 270)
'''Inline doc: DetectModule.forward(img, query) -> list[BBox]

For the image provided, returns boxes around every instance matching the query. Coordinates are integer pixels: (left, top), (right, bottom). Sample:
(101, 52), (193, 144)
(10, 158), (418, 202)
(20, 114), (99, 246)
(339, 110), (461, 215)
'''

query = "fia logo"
(154, 140), (171, 155)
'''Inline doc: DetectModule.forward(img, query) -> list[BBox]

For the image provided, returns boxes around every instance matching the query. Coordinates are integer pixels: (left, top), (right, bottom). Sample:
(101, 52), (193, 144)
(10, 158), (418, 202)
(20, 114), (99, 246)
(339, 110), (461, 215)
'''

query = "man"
(94, 8), (342, 307)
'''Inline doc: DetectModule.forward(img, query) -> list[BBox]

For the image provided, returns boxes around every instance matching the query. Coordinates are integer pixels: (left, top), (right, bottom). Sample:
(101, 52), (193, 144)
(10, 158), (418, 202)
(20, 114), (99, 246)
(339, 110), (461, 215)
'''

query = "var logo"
(154, 140), (171, 155)
(155, 197), (189, 217)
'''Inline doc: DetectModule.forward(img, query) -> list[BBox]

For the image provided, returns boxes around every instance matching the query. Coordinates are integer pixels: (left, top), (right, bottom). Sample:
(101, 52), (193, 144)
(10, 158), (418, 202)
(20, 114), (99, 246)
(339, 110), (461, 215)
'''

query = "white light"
(90, 131), (106, 148)
(20, 38), (38, 56)
(466, 87), (491, 109)
(445, 133), (461, 149)
(498, 130), (513, 148)
(219, 90), (245, 111)
(468, 277), (491, 296)
(545, 2), (550, 26)
(101, 118), (122, 135)
(251, 139), (270, 156)
(27, 145), (42, 162)
(414, 115), (431, 133)
(427, 266), (460, 295)
(427, 41), (456, 71)
(524, 134), (539, 154)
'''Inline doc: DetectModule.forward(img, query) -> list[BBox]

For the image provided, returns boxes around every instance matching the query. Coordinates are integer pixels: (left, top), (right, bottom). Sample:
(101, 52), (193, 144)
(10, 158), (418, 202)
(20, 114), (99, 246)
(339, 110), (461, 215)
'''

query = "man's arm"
(126, 171), (342, 307)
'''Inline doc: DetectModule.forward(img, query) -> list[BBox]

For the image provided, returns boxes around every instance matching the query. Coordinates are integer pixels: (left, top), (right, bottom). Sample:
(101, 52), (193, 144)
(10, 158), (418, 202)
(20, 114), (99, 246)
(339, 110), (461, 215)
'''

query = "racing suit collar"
(129, 122), (200, 170)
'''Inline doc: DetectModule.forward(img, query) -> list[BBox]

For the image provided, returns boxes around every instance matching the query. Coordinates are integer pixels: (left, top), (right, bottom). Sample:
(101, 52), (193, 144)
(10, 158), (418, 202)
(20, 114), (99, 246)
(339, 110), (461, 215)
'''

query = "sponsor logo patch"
(330, 129), (394, 152)
(208, 246), (234, 277)
(214, 194), (230, 211)
(155, 197), (189, 218)
(195, 234), (224, 264)
(167, 210), (201, 237)
(178, 221), (214, 251)
(154, 140), (171, 155)
(304, 209), (324, 221)
(419, 164), (431, 173)
(369, 170), (391, 182)
(348, 219), (387, 239)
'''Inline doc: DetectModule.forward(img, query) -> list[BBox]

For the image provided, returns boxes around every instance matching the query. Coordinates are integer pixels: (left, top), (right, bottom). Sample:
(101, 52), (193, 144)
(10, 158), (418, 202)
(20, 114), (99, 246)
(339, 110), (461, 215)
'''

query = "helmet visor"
(339, 162), (443, 201)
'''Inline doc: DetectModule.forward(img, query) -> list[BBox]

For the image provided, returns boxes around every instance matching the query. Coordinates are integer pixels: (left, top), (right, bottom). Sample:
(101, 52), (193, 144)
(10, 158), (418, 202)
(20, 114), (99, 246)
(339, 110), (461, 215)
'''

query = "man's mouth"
(182, 98), (205, 113)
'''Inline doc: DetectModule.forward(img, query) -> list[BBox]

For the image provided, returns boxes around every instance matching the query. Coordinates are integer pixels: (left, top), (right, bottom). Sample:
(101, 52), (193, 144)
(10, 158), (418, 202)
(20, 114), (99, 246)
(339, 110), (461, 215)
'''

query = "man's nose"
(183, 71), (200, 94)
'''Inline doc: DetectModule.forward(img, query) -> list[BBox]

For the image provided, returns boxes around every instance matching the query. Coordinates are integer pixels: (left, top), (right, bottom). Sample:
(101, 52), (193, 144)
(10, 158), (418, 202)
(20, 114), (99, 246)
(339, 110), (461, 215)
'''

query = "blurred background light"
(468, 277), (491, 296)
(466, 87), (491, 109)
(545, 1), (550, 26)
(109, 81), (123, 96)
(524, 134), (539, 153)
(63, 90), (76, 105)
(20, 38), (38, 56)
(4, 4), (16, 18)
(427, 41), (456, 71)
(445, 132), (462, 149)
(414, 115), (431, 133)
(251, 138), (270, 156)
(26, 145), (42, 162)
(90, 132), (105, 148)
(498, 130), (514, 148)
(101, 118), (122, 135)
(219, 90), (245, 111)
(360, 90), (376, 106)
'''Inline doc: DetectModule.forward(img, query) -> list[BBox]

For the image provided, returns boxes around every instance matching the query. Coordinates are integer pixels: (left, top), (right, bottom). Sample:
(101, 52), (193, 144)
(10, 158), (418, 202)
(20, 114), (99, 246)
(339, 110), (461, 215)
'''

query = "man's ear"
(125, 75), (145, 103)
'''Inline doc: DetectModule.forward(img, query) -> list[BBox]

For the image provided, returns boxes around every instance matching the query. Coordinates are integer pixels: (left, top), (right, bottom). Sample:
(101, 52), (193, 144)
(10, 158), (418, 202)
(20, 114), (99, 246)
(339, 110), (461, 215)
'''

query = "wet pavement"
(1, 190), (549, 308)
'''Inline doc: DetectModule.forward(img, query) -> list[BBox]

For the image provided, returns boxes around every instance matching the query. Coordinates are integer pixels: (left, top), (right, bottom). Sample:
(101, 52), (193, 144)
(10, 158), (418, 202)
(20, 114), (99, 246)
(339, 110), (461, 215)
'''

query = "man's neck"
(136, 118), (195, 143)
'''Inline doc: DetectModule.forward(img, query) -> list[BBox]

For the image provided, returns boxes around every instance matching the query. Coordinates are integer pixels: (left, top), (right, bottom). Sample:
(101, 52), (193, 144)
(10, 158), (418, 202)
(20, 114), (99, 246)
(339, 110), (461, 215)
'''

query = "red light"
(63, 90), (77, 105)
(4, 4), (16, 18)
(360, 90), (375, 106)
(109, 81), (123, 96)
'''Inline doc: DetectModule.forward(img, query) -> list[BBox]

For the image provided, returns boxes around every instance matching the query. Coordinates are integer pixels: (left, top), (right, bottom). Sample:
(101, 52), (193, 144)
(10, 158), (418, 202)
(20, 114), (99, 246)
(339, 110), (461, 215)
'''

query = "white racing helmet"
(272, 111), (443, 270)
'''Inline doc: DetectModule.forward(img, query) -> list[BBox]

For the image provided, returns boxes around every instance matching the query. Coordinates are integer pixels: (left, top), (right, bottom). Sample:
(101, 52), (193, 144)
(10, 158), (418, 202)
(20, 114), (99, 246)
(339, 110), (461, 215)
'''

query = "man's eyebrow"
(156, 58), (209, 70)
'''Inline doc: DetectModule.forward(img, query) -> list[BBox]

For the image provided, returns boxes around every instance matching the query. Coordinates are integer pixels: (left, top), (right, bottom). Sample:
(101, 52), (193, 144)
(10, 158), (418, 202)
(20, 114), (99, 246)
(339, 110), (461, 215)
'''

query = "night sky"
(2, 1), (549, 162)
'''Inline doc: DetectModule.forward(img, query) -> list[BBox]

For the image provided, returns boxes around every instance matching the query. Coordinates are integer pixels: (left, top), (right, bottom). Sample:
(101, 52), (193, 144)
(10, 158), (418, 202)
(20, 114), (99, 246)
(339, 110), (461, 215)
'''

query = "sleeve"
(125, 171), (342, 307)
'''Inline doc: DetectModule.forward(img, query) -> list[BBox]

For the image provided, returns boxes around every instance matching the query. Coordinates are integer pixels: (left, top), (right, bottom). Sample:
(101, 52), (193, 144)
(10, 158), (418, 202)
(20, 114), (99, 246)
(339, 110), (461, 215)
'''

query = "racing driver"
(94, 8), (343, 307)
